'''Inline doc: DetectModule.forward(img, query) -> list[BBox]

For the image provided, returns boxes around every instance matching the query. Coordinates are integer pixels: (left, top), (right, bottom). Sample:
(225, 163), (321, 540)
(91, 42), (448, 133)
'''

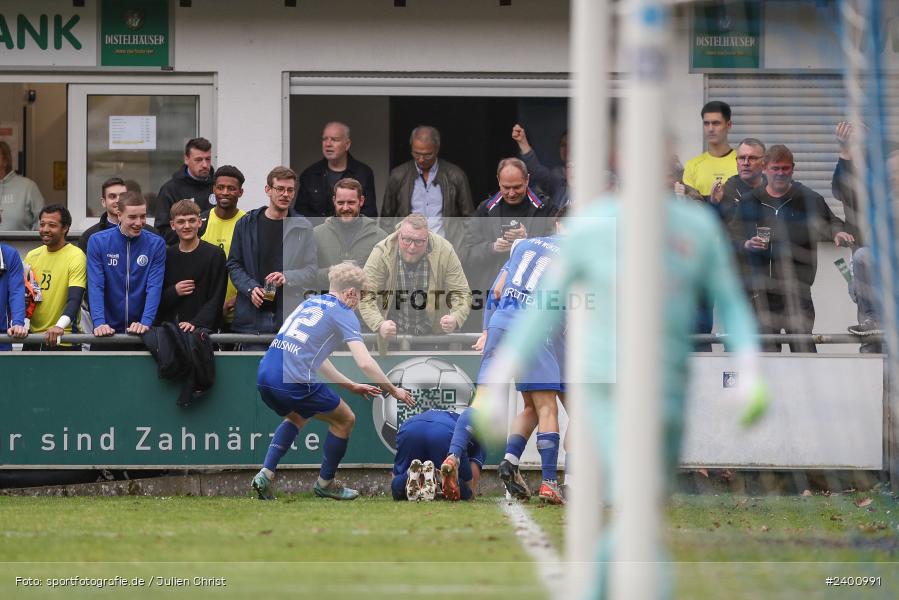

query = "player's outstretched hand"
(393, 387), (415, 407)
(352, 383), (382, 400)
(471, 386), (507, 447)
(739, 377), (770, 427)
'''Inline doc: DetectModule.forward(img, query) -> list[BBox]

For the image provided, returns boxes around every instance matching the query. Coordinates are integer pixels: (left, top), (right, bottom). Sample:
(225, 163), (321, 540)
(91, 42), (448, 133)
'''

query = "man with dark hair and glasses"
(227, 166), (316, 348)
(360, 213), (471, 353)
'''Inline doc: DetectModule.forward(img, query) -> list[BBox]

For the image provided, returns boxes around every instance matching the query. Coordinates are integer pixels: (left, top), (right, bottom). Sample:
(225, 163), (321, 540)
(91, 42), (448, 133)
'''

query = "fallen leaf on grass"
(760, 525), (769, 532)
(830, 515), (844, 522)
(858, 522), (887, 533)
(258, 530), (272, 535)
(856, 498), (873, 508)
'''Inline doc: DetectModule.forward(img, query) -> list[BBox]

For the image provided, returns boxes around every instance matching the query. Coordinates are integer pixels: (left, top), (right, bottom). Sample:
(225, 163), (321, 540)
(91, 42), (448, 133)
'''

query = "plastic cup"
(756, 226), (771, 249)
(263, 280), (277, 302)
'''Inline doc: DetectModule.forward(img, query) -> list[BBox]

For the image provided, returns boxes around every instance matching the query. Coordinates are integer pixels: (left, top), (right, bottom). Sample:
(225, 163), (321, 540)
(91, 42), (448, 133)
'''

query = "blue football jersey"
(483, 235), (562, 331)
(258, 293), (363, 385)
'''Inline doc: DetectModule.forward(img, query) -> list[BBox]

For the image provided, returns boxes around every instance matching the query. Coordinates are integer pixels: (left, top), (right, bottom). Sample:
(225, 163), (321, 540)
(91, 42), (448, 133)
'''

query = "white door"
(68, 83), (214, 231)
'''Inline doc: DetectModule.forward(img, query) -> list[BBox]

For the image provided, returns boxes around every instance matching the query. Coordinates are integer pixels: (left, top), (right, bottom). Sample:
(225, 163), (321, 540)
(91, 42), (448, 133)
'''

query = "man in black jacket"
(380, 125), (474, 252)
(154, 137), (215, 245)
(227, 166), (317, 347)
(295, 122), (377, 220)
(465, 158), (554, 328)
(730, 144), (854, 352)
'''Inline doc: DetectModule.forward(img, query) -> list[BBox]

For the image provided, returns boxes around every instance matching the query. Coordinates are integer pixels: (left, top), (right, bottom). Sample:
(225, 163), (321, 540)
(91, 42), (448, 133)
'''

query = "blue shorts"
(257, 382), (341, 419)
(550, 331), (567, 394)
(478, 326), (562, 392)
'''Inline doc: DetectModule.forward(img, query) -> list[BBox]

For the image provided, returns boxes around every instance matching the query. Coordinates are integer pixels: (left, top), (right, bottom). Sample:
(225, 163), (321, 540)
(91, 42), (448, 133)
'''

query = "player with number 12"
(252, 262), (414, 501)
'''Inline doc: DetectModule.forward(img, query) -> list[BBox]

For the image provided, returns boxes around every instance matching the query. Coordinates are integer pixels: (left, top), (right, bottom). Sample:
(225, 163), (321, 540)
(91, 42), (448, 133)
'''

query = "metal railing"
(0, 332), (883, 349)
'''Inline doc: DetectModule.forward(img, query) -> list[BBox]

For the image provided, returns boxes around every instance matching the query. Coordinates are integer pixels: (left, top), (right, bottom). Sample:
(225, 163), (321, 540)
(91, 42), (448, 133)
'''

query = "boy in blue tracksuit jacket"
(86, 194), (166, 336)
(0, 243), (27, 350)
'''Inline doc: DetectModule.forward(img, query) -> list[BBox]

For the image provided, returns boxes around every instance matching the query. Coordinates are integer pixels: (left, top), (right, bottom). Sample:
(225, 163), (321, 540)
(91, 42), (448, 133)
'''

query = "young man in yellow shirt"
(24, 205), (86, 350)
(682, 100), (738, 202)
(200, 165), (246, 328)
(682, 101), (740, 350)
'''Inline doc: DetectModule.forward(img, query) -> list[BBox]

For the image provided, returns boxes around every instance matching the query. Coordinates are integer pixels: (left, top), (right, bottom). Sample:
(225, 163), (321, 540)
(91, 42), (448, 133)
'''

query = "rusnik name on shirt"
(2, 427), (321, 453)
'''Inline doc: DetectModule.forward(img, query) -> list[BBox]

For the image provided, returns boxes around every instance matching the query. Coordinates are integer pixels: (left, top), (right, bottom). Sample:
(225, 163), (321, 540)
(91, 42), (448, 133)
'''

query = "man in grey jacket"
(313, 178), (386, 292)
(379, 126), (474, 258)
(0, 141), (44, 231)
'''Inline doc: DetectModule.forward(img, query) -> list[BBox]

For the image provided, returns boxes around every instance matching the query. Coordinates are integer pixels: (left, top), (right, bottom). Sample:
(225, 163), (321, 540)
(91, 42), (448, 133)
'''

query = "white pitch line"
(500, 498), (565, 600)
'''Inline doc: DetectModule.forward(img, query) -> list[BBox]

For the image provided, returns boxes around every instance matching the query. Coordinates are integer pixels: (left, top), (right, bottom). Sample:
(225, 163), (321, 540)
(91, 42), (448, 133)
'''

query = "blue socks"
(263, 420), (300, 472)
(504, 434), (528, 465)
(536, 431), (560, 481)
(448, 407), (475, 458)
(319, 431), (349, 481)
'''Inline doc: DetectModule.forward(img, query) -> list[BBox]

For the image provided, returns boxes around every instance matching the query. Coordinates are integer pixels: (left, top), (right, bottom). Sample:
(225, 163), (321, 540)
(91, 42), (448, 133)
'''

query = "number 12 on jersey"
(283, 306), (324, 343)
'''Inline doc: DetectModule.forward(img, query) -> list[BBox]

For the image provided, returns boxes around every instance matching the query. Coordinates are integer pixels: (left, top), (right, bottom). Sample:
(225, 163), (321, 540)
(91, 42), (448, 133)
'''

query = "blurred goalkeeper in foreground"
(477, 187), (769, 597)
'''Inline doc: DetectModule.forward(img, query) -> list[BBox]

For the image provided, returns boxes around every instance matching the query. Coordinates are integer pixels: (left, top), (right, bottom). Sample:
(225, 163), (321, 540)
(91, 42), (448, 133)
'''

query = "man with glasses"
(380, 126), (474, 253)
(227, 166), (317, 348)
(360, 213), (471, 354)
(711, 137), (767, 225)
(730, 144), (853, 353)
(296, 122), (377, 220)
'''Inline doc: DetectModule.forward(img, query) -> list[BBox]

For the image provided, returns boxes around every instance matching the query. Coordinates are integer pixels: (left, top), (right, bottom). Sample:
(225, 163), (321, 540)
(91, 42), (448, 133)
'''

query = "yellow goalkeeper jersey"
(682, 150), (738, 196)
(24, 243), (86, 333)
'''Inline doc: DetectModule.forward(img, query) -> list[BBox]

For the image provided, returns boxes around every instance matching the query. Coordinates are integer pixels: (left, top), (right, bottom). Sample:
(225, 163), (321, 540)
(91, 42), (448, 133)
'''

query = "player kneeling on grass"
(253, 262), (414, 501)
(392, 408), (485, 502)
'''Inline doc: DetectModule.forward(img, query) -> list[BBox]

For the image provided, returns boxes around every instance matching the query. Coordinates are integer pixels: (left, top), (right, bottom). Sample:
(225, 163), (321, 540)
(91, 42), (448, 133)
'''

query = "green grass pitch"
(0, 491), (896, 598)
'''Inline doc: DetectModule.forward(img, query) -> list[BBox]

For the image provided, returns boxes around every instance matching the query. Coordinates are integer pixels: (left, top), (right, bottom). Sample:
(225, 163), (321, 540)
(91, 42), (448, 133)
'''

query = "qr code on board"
(396, 388), (458, 426)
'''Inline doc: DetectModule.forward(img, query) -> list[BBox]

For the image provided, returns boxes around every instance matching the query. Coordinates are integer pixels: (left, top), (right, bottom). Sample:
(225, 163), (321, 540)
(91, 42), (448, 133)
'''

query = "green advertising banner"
(100, 0), (170, 67)
(692, 1), (761, 70)
(0, 353), (487, 468)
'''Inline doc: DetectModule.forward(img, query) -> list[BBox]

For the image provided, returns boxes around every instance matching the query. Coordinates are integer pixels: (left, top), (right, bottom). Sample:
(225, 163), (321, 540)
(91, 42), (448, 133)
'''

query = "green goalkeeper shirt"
(501, 195), (759, 395)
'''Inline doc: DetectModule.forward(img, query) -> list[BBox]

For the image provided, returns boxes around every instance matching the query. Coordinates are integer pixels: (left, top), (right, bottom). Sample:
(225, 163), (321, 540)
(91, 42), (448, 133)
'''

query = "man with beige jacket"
(360, 213), (471, 352)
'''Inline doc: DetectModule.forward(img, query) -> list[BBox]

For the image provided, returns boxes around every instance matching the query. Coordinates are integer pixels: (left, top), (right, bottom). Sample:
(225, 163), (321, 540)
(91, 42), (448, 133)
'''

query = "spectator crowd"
(0, 107), (887, 353)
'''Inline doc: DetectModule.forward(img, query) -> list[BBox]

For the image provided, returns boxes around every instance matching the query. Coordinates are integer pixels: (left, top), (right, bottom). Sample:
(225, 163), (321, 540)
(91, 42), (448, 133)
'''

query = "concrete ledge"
(0, 468), (884, 498)
(0, 468), (519, 498)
